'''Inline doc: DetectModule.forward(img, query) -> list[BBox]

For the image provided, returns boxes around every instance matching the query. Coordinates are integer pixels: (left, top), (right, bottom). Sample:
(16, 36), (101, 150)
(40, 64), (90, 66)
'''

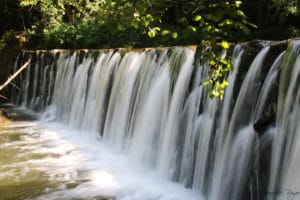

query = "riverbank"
(0, 110), (11, 125)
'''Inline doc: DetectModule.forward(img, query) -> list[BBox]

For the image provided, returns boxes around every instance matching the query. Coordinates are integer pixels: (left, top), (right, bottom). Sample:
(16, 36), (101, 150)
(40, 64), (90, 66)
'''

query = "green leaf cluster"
(189, 1), (254, 99)
(14, 0), (256, 49)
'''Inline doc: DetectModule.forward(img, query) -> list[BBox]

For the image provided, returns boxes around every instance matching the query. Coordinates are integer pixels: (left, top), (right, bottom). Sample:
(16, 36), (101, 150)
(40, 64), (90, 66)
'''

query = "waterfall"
(9, 41), (300, 200)
(268, 41), (300, 200)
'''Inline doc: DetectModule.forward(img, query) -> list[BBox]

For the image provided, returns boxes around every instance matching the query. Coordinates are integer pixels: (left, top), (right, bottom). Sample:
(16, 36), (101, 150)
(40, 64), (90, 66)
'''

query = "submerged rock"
(0, 104), (39, 121)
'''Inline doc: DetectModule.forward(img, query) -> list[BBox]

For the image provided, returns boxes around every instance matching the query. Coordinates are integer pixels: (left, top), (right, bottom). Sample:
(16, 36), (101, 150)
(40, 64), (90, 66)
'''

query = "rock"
(253, 116), (276, 136)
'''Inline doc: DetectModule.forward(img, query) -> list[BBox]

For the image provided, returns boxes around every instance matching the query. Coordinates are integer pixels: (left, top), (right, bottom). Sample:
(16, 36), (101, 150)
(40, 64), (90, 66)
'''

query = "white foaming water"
(27, 121), (201, 200)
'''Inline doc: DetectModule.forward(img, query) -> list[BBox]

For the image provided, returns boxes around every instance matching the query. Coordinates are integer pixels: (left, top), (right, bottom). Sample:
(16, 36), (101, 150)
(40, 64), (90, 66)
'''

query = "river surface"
(0, 106), (199, 200)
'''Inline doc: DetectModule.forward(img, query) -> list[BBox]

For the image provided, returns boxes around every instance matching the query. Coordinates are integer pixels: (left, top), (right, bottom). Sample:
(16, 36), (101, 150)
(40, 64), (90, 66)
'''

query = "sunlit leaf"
(235, 1), (242, 7)
(148, 29), (156, 38)
(247, 22), (257, 28)
(146, 14), (153, 20)
(237, 10), (246, 17)
(236, 23), (250, 35)
(221, 41), (230, 49)
(153, 27), (161, 31)
(161, 30), (170, 36)
(189, 26), (197, 32)
(20, 0), (38, 6)
(203, 81), (210, 85)
(226, 19), (233, 25)
(220, 80), (229, 88)
(111, 1), (116, 6)
(287, 6), (298, 14)
(209, 59), (216, 65)
(172, 32), (178, 39)
(193, 15), (202, 21)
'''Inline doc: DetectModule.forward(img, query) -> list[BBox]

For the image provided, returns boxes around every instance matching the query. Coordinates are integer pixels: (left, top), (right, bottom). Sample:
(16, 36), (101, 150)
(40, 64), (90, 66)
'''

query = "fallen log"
(0, 59), (31, 91)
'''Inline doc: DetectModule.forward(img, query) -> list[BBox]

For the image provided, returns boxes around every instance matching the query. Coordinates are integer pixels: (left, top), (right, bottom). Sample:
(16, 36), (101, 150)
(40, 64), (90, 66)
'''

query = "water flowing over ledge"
(4, 40), (300, 200)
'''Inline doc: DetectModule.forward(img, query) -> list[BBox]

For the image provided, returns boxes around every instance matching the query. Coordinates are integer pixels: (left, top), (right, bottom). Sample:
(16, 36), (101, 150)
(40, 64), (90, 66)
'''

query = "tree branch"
(0, 59), (31, 91)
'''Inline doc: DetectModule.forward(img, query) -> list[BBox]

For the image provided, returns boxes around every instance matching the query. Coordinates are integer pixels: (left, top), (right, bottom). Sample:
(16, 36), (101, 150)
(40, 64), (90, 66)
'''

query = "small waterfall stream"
(3, 41), (300, 200)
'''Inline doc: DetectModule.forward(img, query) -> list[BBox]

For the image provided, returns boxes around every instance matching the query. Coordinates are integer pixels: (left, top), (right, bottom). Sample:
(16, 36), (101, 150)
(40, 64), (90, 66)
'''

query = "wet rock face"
(253, 116), (276, 136)
(0, 104), (39, 121)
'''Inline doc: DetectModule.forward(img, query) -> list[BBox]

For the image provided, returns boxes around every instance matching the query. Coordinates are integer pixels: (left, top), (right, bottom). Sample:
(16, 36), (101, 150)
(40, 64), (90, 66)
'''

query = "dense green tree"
(3, 0), (300, 47)
(243, 0), (300, 39)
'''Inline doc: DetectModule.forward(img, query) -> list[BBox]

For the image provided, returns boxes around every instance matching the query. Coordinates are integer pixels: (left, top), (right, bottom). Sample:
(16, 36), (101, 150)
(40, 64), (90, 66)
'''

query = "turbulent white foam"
(17, 121), (202, 200)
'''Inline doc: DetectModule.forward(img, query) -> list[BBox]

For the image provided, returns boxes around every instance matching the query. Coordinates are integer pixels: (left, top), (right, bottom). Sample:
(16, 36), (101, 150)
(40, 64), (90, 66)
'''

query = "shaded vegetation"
(1, 0), (299, 49)
(1, 0), (255, 49)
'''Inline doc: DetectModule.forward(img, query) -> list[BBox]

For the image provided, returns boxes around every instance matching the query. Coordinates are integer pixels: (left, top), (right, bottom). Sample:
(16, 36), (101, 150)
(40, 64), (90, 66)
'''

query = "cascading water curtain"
(10, 41), (300, 200)
(267, 41), (300, 200)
